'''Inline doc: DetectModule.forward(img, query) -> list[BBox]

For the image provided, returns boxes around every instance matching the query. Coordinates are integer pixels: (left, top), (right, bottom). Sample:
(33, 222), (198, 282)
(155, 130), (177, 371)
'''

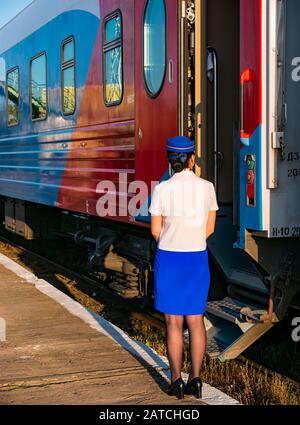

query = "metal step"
(208, 205), (269, 298)
(201, 207), (275, 360)
(229, 267), (269, 296)
(184, 297), (274, 361)
(227, 284), (269, 308)
(206, 297), (249, 326)
(206, 337), (228, 358)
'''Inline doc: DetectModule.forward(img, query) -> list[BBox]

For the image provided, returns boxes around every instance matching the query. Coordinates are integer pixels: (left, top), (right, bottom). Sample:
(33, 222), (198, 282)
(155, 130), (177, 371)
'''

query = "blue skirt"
(154, 248), (211, 315)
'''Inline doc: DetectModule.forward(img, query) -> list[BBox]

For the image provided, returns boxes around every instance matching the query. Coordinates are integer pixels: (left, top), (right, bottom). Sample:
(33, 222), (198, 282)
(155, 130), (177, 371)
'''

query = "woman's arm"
(151, 215), (163, 242)
(206, 210), (217, 240)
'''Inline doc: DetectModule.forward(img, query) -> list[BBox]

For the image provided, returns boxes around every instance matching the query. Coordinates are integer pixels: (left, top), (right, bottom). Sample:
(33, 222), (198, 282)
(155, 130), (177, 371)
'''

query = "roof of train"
(0, 0), (35, 32)
(0, 0), (100, 55)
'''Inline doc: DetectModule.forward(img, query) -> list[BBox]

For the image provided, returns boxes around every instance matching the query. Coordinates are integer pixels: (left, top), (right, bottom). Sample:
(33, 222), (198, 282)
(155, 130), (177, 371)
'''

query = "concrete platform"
(0, 253), (238, 405)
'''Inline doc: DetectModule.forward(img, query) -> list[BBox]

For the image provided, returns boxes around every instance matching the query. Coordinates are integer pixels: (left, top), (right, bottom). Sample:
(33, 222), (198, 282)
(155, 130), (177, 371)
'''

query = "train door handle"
(61, 143), (68, 149)
(216, 151), (224, 168)
(138, 128), (143, 140)
(168, 59), (174, 83)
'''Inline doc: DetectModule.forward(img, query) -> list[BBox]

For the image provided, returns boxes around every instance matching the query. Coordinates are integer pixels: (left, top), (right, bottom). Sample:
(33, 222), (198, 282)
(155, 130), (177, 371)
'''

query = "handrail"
(207, 47), (219, 194)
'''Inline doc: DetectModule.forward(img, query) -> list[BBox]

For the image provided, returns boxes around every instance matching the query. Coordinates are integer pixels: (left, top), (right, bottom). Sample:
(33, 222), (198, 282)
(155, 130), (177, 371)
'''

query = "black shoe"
(166, 378), (185, 399)
(185, 377), (203, 399)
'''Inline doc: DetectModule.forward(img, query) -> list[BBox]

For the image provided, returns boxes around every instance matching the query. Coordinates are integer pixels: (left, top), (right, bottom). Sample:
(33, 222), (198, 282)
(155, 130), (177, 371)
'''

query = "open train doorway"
(185, 0), (275, 360)
(186, 0), (241, 208)
(205, 0), (240, 207)
(190, 0), (245, 273)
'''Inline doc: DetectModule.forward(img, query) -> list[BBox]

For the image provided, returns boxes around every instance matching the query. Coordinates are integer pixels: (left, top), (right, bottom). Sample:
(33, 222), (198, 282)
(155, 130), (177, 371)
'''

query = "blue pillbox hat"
(167, 136), (195, 153)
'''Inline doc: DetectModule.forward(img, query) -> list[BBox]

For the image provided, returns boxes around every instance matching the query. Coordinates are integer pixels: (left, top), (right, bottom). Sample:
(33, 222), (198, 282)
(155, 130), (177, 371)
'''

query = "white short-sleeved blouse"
(149, 169), (219, 252)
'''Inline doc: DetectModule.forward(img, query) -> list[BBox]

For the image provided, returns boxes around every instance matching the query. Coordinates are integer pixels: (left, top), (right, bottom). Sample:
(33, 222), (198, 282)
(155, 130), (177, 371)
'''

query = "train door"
(268, 0), (300, 238)
(135, 0), (179, 194)
(205, 0), (240, 205)
(192, 0), (240, 206)
(192, 1), (275, 361)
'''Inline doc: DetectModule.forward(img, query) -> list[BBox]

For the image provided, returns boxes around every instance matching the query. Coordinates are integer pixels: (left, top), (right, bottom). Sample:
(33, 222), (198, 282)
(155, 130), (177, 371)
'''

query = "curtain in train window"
(30, 53), (47, 121)
(103, 11), (123, 106)
(143, 0), (166, 97)
(62, 37), (76, 115)
(7, 67), (19, 126)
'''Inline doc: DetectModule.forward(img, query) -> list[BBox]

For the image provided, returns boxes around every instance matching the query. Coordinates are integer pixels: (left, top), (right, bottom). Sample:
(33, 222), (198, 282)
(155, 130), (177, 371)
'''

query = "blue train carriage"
(0, 0), (137, 231)
(0, 0), (103, 232)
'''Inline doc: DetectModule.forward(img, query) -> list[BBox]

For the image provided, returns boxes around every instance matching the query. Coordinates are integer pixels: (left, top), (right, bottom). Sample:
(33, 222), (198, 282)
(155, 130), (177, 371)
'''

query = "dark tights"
(164, 314), (206, 383)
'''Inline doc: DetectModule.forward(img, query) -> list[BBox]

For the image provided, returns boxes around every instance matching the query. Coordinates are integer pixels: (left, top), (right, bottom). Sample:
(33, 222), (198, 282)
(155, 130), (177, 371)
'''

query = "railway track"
(0, 232), (164, 329)
(0, 231), (299, 403)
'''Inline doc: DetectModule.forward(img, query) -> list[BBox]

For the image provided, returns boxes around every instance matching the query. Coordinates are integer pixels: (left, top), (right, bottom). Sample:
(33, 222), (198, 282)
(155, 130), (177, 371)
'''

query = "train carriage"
(0, 0), (299, 360)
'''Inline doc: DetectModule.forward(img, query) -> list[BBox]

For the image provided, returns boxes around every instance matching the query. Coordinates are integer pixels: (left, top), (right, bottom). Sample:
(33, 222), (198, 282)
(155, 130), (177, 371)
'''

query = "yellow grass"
(130, 319), (300, 405)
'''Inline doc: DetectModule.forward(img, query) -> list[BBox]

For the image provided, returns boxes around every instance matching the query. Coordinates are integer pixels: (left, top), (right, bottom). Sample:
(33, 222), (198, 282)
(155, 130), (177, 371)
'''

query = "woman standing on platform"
(149, 136), (219, 400)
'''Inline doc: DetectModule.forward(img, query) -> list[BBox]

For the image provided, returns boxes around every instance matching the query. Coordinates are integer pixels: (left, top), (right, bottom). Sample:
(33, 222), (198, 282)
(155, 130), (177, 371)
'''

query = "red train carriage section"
(57, 0), (178, 227)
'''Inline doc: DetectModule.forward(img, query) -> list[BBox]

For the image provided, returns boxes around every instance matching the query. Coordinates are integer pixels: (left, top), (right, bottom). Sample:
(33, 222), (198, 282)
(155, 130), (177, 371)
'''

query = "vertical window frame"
(61, 35), (76, 116)
(142, 0), (167, 98)
(6, 66), (20, 127)
(30, 51), (48, 122)
(102, 9), (124, 107)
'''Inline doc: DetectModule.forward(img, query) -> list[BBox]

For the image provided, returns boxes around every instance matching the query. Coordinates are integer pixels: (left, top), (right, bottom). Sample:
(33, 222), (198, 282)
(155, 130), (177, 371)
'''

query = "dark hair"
(167, 151), (194, 173)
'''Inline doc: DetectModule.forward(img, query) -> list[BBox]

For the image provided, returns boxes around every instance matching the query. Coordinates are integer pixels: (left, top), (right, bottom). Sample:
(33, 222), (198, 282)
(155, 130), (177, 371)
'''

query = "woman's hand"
(206, 210), (217, 240)
(151, 215), (163, 241)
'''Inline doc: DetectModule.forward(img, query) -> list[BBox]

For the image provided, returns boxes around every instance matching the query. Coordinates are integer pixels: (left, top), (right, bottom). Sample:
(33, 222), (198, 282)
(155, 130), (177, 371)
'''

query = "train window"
(143, 0), (166, 97)
(103, 10), (123, 106)
(6, 67), (20, 126)
(30, 53), (47, 121)
(63, 39), (74, 63)
(61, 37), (76, 115)
(105, 16), (121, 43)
